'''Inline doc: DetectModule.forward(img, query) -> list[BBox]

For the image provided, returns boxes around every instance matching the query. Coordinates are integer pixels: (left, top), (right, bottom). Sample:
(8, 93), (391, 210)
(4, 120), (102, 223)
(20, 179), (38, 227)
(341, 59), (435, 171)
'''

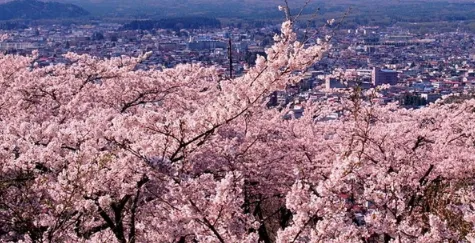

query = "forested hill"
(0, 0), (89, 20)
(122, 17), (221, 30)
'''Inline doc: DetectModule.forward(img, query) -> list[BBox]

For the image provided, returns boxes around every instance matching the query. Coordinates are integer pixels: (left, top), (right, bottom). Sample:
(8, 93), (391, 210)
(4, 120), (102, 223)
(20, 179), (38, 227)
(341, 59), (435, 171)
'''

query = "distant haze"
(1, 0), (475, 19)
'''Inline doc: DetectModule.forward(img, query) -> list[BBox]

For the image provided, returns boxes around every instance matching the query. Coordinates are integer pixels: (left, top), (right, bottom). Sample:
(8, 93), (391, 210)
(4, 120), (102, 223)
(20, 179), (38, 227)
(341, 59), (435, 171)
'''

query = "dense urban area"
(3, 18), (475, 117)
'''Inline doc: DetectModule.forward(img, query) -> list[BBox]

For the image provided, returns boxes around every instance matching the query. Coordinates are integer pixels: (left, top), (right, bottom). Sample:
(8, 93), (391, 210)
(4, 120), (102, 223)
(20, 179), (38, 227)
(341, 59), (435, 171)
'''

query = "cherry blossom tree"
(276, 95), (475, 242)
(2, 12), (475, 243)
(0, 18), (327, 242)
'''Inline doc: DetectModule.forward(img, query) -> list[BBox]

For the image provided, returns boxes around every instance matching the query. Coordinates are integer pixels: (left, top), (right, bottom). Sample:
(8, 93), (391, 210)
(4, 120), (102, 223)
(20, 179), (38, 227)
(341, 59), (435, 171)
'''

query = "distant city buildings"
(0, 42), (37, 50)
(325, 77), (347, 89)
(1, 19), (475, 109)
(187, 39), (226, 51)
(372, 67), (398, 86)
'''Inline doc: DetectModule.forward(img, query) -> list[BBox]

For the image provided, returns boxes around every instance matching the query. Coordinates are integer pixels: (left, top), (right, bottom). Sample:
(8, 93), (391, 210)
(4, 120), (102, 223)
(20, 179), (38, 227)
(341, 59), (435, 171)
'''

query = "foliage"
(0, 21), (28, 30)
(399, 93), (428, 108)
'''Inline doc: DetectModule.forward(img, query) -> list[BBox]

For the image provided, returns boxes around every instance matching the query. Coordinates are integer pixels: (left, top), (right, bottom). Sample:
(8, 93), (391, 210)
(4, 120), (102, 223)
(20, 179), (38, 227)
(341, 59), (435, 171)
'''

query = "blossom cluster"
(0, 34), (8, 42)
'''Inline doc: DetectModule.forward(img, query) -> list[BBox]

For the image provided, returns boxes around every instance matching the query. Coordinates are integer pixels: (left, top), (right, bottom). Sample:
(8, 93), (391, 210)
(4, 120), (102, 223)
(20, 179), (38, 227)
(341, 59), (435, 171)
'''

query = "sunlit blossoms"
(0, 34), (8, 42)
(1, 18), (475, 243)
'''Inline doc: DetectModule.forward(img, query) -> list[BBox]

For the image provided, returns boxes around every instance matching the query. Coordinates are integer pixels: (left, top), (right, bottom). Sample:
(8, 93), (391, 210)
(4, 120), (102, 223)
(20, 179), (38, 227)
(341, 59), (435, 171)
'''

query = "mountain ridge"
(0, 0), (89, 20)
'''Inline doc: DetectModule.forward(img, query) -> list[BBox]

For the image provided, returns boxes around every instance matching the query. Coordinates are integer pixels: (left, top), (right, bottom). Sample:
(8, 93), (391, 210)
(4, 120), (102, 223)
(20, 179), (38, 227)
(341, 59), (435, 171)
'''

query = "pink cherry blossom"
(1, 16), (475, 243)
